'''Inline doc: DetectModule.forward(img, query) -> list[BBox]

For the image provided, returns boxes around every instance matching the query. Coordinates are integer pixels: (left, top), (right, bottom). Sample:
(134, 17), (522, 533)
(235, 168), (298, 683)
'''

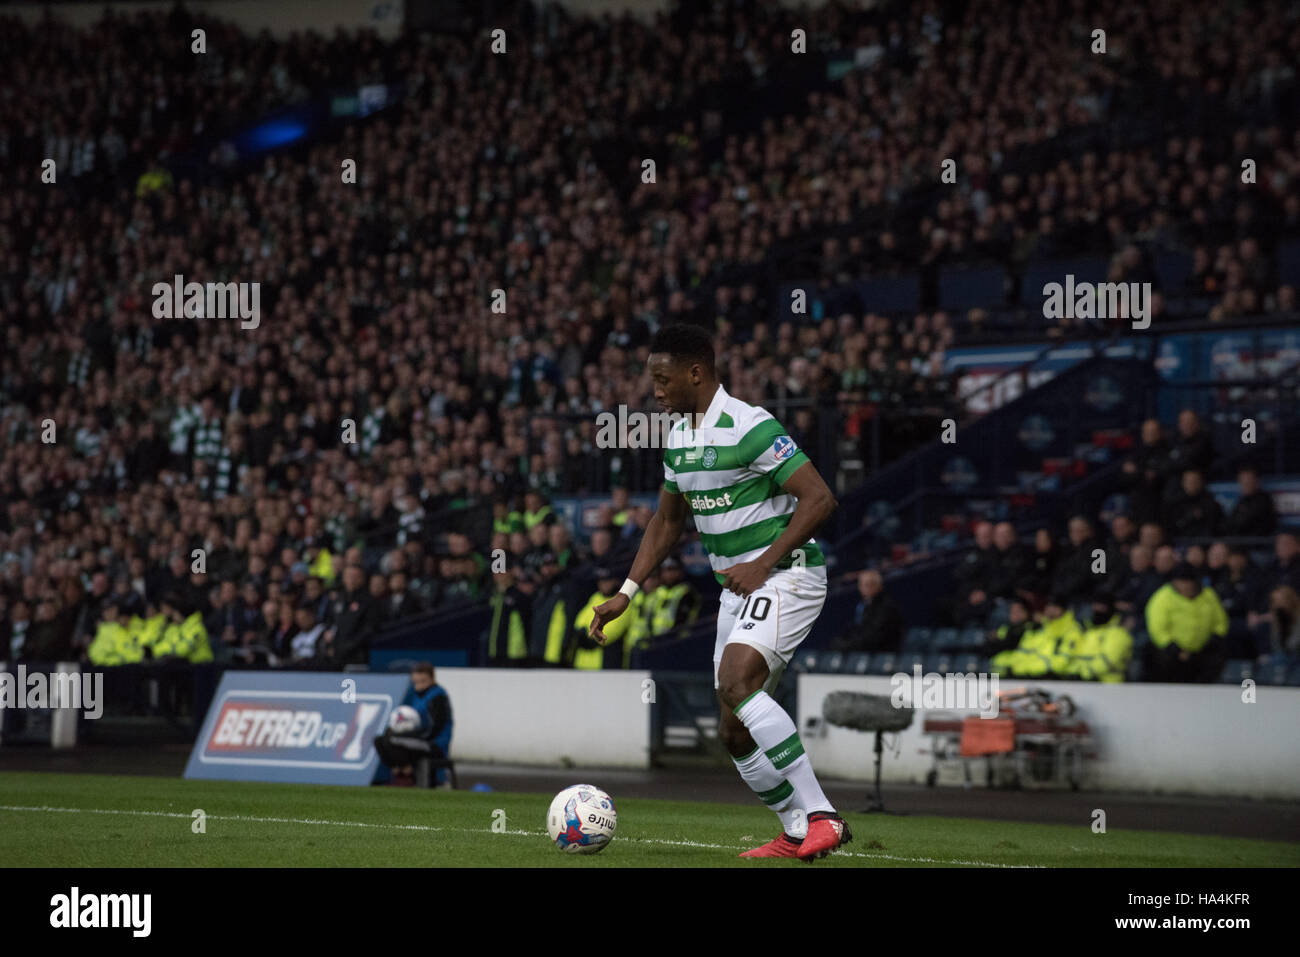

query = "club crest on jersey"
(702, 447), (718, 468)
(772, 436), (796, 461)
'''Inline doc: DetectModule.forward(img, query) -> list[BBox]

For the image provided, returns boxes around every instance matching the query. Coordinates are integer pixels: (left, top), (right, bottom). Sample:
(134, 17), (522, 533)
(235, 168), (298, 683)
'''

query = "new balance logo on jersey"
(689, 492), (733, 511)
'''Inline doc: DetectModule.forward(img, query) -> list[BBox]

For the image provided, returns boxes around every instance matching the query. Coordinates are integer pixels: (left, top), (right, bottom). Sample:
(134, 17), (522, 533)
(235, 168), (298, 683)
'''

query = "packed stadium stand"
(2, 0), (1300, 745)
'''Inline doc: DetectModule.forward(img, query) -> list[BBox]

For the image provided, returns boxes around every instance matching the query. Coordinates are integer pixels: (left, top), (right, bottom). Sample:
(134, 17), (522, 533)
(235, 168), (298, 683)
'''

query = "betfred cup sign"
(184, 671), (412, 785)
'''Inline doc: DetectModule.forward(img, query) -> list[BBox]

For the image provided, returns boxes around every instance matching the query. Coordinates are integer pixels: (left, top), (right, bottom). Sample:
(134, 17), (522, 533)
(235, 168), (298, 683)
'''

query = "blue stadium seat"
(820, 651), (845, 674)
(857, 275), (919, 312)
(844, 651), (871, 675)
(898, 651), (927, 674)
(924, 654), (953, 676)
(959, 626), (986, 649)
(939, 264), (1005, 311)
(930, 627), (959, 651)
(1154, 251), (1193, 291)
(1218, 659), (1254, 684)
(953, 653), (984, 674)
(870, 652), (897, 675)
(1288, 664), (1300, 688)
(1019, 256), (1108, 304)
(792, 649), (819, 674)
(1258, 656), (1297, 686)
(1278, 238), (1300, 286)
(901, 627), (932, 652)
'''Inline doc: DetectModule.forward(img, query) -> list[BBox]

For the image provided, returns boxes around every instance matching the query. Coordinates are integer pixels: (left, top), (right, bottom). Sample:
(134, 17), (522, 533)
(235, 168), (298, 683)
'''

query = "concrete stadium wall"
(436, 668), (652, 768)
(798, 674), (1300, 800)
(8, 0), (405, 39)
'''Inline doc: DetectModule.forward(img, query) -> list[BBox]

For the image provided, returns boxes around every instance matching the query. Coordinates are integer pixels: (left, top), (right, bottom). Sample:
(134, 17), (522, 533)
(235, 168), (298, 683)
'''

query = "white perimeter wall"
(437, 668), (651, 768)
(798, 674), (1300, 800)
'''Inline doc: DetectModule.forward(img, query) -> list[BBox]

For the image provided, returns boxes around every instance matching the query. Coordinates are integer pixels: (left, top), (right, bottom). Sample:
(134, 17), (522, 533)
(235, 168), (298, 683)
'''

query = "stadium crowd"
(839, 407), (1295, 683)
(1, 0), (1297, 684)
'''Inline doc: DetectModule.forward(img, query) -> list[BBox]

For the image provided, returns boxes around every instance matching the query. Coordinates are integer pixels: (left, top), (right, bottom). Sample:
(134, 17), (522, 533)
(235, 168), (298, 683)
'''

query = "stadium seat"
(953, 653), (983, 674)
(1019, 256), (1108, 303)
(959, 626), (986, 649)
(1218, 660), (1254, 684)
(1287, 664), (1300, 688)
(1258, 656), (1296, 686)
(1154, 251), (1193, 290)
(939, 264), (1006, 311)
(923, 654), (953, 676)
(1278, 238), (1300, 286)
(930, 627), (959, 651)
(792, 649), (819, 674)
(844, 651), (872, 675)
(901, 627), (932, 652)
(870, 652), (898, 675)
(857, 274), (919, 312)
(898, 652), (926, 674)
(821, 651), (846, 673)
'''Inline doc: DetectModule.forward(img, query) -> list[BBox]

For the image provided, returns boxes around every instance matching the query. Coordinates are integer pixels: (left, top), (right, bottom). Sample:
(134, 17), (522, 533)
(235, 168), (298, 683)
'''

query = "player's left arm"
(718, 461), (837, 597)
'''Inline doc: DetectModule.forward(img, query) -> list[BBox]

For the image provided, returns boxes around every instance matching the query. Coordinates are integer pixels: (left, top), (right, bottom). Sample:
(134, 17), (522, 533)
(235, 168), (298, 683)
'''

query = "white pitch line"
(0, 804), (1040, 868)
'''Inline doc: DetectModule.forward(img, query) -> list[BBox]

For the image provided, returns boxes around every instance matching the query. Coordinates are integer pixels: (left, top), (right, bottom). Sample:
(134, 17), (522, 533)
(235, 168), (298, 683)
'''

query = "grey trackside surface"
(2, 744), (1297, 843)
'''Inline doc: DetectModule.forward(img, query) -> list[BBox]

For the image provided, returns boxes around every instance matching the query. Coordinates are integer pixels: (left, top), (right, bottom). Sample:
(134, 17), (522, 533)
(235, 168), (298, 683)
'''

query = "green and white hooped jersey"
(662, 385), (827, 585)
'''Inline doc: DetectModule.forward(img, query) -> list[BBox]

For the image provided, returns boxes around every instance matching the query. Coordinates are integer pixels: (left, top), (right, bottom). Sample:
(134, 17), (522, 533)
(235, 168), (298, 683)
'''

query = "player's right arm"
(589, 487), (687, 644)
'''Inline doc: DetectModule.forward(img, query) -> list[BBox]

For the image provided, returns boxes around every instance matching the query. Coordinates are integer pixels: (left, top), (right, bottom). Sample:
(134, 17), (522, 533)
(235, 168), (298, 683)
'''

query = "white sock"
(735, 690), (834, 818)
(732, 746), (806, 838)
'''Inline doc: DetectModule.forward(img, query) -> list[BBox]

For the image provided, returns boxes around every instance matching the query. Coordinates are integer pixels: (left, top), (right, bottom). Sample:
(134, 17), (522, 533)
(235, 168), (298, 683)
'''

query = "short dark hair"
(649, 323), (714, 370)
(411, 662), (434, 678)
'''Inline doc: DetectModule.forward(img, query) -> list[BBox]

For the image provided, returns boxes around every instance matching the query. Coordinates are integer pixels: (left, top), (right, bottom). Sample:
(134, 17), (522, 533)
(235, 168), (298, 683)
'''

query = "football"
(546, 784), (617, 854)
(387, 705), (422, 734)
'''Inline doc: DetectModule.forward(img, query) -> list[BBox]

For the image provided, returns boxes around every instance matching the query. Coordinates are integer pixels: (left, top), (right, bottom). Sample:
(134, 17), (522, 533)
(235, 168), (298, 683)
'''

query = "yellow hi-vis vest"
(88, 621), (133, 666)
(991, 612), (1081, 676)
(648, 583), (696, 637)
(573, 591), (630, 670)
(1062, 616), (1134, 682)
(309, 548), (334, 584)
(1145, 583), (1228, 653)
(129, 613), (166, 656)
(487, 592), (529, 660)
(542, 598), (570, 665)
(156, 612), (212, 662)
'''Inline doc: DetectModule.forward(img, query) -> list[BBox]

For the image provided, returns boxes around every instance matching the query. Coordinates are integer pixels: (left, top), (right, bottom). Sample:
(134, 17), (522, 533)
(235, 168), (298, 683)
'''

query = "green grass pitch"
(1, 772), (1294, 867)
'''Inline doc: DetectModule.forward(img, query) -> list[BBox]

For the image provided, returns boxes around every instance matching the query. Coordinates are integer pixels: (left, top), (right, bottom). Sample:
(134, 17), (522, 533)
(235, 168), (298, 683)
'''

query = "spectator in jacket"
(1163, 410), (1215, 500)
(1162, 469), (1224, 539)
(1052, 515), (1101, 605)
(1120, 419), (1171, 525)
(321, 563), (379, 666)
(1111, 544), (1164, 630)
(1145, 563), (1228, 682)
(1023, 526), (1059, 603)
(1266, 532), (1300, 593)
(1267, 586), (1300, 657)
(952, 521), (996, 623)
(836, 570), (904, 653)
(1224, 466), (1277, 537)
(1215, 546), (1270, 657)
(986, 522), (1029, 603)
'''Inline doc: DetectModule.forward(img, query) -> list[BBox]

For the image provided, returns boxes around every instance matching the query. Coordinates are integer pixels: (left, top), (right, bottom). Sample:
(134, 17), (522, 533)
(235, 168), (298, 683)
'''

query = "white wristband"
(619, 579), (640, 599)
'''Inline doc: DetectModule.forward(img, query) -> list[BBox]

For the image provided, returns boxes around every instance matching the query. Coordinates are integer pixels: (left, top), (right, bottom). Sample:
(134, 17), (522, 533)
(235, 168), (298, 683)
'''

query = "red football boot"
(796, 812), (852, 861)
(739, 832), (804, 858)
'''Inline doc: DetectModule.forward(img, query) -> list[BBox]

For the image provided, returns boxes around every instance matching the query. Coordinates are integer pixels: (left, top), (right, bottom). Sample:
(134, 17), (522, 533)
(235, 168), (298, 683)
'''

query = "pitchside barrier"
(797, 673), (1300, 800)
(184, 668), (654, 785)
(0, 661), (93, 748)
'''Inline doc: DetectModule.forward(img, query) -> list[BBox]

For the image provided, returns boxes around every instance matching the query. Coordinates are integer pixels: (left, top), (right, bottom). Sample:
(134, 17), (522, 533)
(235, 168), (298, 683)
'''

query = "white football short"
(713, 565), (828, 694)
